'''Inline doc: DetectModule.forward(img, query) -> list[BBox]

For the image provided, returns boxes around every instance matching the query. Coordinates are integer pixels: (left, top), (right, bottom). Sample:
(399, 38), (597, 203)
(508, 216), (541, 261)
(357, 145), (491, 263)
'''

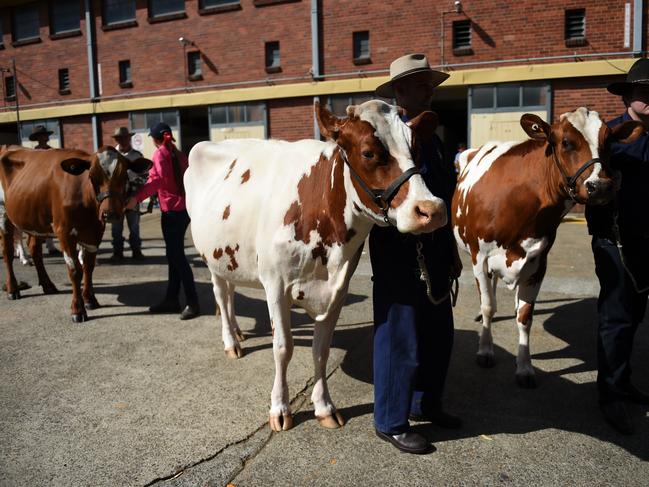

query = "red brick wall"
(61, 115), (93, 152)
(552, 75), (626, 123)
(99, 112), (130, 147)
(267, 96), (314, 141)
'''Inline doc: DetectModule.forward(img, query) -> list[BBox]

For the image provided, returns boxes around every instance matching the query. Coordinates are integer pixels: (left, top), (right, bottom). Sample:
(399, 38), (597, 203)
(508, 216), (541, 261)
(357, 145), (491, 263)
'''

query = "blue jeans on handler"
(592, 236), (648, 403)
(161, 210), (198, 306)
(112, 207), (141, 253)
(372, 276), (454, 434)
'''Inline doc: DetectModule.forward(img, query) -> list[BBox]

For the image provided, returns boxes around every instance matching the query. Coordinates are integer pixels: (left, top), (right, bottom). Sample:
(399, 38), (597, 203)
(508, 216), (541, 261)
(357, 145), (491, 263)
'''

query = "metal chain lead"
(415, 240), (459, 307)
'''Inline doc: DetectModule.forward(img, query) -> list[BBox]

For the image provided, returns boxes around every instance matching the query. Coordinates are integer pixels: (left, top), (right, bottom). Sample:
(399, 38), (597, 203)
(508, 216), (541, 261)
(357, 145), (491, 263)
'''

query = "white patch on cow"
(477, 236), (548, 289)
(63, 252), (75, 269)
(561, 107), (604, 185)
(97, 148), (120, 176)
(78, 248), (84, 266)
(458, 141), (519, 198)
(0, 185), (6, 233)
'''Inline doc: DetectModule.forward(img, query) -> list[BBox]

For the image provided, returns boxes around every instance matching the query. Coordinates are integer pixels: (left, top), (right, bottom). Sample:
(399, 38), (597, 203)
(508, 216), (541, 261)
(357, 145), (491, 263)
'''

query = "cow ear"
(409, 111), (439, 140)
(60, 158), (91, 175)
(520, 114), (551, 141)
(128, 157), (152, 174)
(315, 101), (343, 141)
(608, 120), (644, 144)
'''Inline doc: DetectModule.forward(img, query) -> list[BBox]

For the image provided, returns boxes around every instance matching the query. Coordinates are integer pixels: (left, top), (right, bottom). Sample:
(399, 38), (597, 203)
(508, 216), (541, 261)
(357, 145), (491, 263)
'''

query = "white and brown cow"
(186, 100), (446, 431)
(0, 146), (151, 322)
(453, 107), (643, 388)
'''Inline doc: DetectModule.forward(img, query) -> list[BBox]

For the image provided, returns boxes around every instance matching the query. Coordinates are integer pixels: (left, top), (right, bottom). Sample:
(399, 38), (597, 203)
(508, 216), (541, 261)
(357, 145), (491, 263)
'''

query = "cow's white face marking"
(97, 148), (120, 177)
(561, 107), (604, 185)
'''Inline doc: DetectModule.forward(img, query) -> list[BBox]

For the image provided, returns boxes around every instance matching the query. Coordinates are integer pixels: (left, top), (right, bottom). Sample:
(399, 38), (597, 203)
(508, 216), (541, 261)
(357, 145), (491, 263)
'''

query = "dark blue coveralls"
(369, 132), (457, 434)
(586, 112), (649, 404)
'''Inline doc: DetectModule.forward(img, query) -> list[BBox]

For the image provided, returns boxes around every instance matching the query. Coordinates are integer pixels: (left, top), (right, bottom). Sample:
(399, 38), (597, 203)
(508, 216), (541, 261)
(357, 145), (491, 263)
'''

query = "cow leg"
(211, 273), (243, 358)
(264, 284), (294, 432)
(514, 271), (545, 389)
(1, 220), (20, 299)
(60, 240), (87, 323)
(312, 313), (345, 429)
(81, 249), (100, 310)
(28, 236), (58, 294)
(475, 268), (497, 368)
(226, 280), (245, 343)
(15, 231), (32, 266)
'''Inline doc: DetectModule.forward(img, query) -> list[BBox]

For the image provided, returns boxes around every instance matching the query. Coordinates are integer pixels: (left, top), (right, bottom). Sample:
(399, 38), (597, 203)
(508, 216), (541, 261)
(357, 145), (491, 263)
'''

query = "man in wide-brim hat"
(29, 125), (53, 150)
(370, 54), (462, 455)
(585, 57), (649, 436)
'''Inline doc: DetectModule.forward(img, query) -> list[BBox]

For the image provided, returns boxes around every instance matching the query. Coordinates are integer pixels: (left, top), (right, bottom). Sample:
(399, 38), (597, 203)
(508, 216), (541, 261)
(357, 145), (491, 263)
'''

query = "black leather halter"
(96, 191), (112, 203)
(550, 145), (602, 202)
(338, 147), (421, 224)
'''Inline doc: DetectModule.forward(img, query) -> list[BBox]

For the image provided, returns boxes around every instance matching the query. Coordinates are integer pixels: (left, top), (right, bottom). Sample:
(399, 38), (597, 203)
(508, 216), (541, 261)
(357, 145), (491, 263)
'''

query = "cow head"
(521, 108), (643, 204)
(61, 146), (152, 223)
(316, 100), (447, 234)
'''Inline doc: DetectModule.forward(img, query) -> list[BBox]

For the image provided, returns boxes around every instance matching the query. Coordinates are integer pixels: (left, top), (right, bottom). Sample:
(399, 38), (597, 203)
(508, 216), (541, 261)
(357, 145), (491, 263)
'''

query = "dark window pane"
(131, 112), (146, 130)
(52, 0), (79, 34)
(146, 111), (161, 129)
(104, 0), (136, 24)
(58, 68), (70, 91)
(453, 20), (471, 49)
(246, 103), (265, 123)
(329, 96), (350, 117)
(472, 86), (493, 109)
(5, 76), (15, 100)
(119, 60), (131, 83)
(353, 31), (370, 59)
(188, 51), (201, 76)
(265, 41), (280, 68)
(522, 85), (546, 106)
(496, 84), (520, 108)
(211, 105), (227, 124)
(150, 0), (185, 17)
(162, 110), (178, 128)
(201, 0), (239, 6)
(565, 9), (585, 39)
(351, 93), (372, 105)
(228, 105), (245, 123)
(13, 4), (40, 41)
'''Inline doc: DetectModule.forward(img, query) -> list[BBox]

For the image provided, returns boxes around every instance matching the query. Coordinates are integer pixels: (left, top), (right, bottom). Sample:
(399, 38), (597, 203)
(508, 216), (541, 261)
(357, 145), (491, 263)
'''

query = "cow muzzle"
(584, 179), (615, 205)
(405, 198), (447, 234)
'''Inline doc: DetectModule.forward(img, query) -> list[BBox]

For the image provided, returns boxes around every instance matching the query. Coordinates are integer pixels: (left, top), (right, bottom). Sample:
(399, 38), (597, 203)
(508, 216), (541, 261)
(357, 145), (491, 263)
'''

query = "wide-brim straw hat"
(375, 53), (450, 98)
(113, 126), (135, 138)
(607, 58), (649, 95)
(28, 125), (53, 141)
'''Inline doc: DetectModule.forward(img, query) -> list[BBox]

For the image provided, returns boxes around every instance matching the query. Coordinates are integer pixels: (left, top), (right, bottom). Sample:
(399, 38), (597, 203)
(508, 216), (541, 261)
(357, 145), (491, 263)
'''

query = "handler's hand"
(125, 196), (138, 211)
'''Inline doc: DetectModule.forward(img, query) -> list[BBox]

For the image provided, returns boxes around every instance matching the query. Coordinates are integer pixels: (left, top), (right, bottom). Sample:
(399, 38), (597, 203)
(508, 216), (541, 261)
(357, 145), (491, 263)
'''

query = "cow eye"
(361, 150), (374, 160)
(561, 138), (574, 151)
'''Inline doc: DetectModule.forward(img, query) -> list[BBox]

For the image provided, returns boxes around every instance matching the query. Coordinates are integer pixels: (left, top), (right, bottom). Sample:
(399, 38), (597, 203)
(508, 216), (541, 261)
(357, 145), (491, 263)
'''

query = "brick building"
(0, 0), (642, 159)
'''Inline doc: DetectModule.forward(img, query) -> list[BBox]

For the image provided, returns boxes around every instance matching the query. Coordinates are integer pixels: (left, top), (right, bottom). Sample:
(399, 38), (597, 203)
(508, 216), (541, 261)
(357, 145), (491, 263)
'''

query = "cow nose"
(585, 180), (614, 203)
(414, 199), (447, 231)
(585, 181), (597, 195)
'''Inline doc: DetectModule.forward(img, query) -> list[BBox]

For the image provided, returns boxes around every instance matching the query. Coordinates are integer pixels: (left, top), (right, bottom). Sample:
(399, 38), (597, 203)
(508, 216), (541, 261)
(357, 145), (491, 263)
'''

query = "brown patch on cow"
(224, 159), (237, 180)
(517, 302), (535, 326)
(225, 244), (240, 271)
(345, 228), (357, 243)
(505, 244), (526, 268)
(213, 248), (223, 260)
(241, 169), (251, 184)
(312, 241), (328, 265)
(223, 205), (231, 220)
(297, 291), (305, 300)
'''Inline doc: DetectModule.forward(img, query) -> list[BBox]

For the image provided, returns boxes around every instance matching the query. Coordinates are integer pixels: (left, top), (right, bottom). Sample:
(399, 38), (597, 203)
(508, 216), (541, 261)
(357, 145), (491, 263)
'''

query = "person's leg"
(175, 210), (199, 308)
(111, 216), (125, 259)
(156, 211), (181, 307)
(126, 208), (142, 257)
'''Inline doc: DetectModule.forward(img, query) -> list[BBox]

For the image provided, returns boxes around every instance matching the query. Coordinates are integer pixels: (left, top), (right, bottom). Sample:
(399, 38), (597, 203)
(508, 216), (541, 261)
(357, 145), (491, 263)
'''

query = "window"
(496, 84), (519, 108)
(119, 60), (132, 87)
(58, 68), (70, 94)
(471, 86), (493, 109)
(4, 76), (16, 101)
(20, 119), (61, 146)
(149, 0), (185, 19)
(265, 41), (280, 73)
(209, 102), (266, 125)
(452, 20), (472, 53)
(353, 31), (370, 64)
(103, 0), (137, 26)
(565, 9), (586, 46)
(51, 0), (80, 35)
(329, 93), (373, 117)
(470, 83), (549, 111)
(187, 51), (202, 80)
(199, 0), (241, 12)
(12, 4), (40, 44)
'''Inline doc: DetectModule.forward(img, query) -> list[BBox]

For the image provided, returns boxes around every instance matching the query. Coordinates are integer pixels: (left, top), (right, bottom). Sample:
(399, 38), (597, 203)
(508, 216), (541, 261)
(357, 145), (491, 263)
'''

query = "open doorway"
(179, 106), (209, 155)
(431, 85), (468, 165)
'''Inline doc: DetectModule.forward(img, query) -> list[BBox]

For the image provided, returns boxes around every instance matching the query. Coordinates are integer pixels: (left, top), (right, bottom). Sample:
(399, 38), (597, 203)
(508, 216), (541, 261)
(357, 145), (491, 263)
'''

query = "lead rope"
(612, 208), (649, 294)
(415, 239), (459, 307)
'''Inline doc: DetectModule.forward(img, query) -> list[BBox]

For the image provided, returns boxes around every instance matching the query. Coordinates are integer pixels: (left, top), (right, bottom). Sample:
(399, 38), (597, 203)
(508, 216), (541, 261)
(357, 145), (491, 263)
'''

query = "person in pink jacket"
(127, 122), (199, 320)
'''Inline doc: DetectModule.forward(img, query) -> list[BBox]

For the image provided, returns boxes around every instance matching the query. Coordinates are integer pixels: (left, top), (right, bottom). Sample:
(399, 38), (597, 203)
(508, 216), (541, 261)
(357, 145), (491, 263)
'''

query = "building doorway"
(180, 106), (209, 155)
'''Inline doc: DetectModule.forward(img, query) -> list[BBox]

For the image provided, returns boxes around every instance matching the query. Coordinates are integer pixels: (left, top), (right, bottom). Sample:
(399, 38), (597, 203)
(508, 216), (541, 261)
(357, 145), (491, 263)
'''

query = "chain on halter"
(415, 239), (459, 307)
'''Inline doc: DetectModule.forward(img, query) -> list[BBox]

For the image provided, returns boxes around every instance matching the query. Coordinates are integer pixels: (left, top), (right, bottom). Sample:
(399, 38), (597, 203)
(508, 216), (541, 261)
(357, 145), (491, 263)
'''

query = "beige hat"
(375, 53), (449, 98)
(113, 126), (134, 138)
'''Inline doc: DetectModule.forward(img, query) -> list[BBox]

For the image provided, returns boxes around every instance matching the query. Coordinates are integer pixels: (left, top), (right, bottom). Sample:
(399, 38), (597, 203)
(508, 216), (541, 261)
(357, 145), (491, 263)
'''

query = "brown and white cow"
(453, 107), (643, 388)
(0, 146), (151, 322)
(185, 100), (446, 431)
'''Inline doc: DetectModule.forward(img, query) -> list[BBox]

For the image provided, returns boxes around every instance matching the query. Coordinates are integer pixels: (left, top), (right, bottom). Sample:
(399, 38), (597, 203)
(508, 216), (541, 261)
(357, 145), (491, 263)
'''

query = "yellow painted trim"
(0, 57), (635, 124)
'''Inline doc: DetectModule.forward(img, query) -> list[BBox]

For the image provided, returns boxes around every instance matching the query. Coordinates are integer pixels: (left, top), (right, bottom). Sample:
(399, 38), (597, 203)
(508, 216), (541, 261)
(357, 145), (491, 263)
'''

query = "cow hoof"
(235, 329), (246, 342)
(224, 346), (243, 359)
(7, 290), (21, 300)
(476, 354), (495, 368)
(515, 374), (537, 389)
(84, 299), (100, 310)
(474, 313), (483, 322)
(269, 413), (293, 432)
(317, 411), (345, 429)
(71, 312), (89, 323)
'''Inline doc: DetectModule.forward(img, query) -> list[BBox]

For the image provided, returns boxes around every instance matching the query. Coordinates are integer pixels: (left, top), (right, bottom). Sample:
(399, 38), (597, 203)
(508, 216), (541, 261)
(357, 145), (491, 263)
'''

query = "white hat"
(375, 53), (449, 98)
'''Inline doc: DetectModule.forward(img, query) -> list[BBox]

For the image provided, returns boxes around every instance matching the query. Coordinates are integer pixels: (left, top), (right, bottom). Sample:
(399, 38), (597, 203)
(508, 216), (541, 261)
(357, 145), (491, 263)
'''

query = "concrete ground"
(0, 214), (647, 486)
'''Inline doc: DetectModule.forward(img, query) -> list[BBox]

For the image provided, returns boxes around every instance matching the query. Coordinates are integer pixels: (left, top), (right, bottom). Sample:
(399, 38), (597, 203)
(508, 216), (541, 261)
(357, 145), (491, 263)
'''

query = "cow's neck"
(539, 150), (577, 229)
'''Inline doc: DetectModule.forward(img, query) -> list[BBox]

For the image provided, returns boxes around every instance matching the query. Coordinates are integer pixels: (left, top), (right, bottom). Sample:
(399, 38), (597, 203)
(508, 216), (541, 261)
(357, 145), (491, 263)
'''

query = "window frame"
(4, 75), (16, 102)
(187, 51), (203, 81)
(11, 3), (41, 46)
(198, 0), (242, 15)
(102, 0), (138, 30)
(118, 59), (133, 88)
(58, 68), (71, 95)
(452, 19), (472, 55)
(565, 8), (587, 47)
(469, 83), (550, 113)
(147, 0), (187, 23)
(352, 31), (371, 65)
(265, 41), (281, 73)
(50, 0), (81, 38)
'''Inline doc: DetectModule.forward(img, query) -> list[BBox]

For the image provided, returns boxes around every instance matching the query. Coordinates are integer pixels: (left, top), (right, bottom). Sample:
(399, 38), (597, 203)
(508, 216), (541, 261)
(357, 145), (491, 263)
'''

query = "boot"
(109, 250), (124, 263)
(131, 248), (145, 261)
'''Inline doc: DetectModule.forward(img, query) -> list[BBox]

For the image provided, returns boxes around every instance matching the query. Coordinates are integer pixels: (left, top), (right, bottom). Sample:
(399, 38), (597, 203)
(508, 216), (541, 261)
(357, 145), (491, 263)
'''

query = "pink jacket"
(135, 144), (188, 212)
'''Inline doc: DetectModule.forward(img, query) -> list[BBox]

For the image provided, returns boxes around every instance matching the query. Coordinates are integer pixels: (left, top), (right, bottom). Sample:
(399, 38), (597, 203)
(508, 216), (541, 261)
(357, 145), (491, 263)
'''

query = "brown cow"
(0, 146), (151, 322)
(452, 108), (643, 387)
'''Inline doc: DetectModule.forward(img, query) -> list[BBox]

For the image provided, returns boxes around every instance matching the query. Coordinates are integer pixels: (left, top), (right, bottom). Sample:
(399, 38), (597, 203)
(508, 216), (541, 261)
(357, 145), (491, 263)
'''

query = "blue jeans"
(111, 208), (141, 252)
(592, 237), (648, 403)
(161, 210), (198, 306)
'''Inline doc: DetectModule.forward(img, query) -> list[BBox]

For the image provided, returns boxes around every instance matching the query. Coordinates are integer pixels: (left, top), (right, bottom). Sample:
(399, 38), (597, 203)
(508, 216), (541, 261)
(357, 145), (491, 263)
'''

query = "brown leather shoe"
(375, 428), (432, 454)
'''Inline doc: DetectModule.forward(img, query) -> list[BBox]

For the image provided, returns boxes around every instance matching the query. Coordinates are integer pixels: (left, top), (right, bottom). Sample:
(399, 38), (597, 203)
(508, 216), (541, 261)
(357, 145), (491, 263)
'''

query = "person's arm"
(126, 151), (163, 208)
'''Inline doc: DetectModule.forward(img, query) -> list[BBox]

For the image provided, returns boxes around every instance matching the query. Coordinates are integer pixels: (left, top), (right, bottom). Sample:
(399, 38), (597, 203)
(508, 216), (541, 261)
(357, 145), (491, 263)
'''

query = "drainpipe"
(311, 0), (321, 140)
(633, 0), (643, 56)
(85, 0), (99, 151)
